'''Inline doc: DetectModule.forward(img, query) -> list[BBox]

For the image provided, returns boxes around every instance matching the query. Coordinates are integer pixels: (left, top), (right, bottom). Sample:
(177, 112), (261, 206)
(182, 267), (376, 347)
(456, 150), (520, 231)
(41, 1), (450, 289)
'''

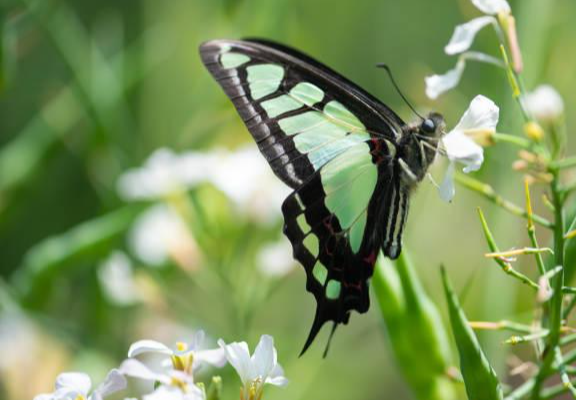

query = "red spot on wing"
(363, 250), (377, 267)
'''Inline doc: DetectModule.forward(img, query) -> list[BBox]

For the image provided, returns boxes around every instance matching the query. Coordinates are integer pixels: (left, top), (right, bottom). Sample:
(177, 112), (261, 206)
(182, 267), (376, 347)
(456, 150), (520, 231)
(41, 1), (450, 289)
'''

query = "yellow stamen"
(464, 128), (496, 146)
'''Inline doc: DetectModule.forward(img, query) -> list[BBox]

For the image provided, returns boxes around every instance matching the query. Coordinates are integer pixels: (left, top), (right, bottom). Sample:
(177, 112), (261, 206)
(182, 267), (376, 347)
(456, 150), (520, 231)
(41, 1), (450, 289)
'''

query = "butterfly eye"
(421, 118), (436, 134)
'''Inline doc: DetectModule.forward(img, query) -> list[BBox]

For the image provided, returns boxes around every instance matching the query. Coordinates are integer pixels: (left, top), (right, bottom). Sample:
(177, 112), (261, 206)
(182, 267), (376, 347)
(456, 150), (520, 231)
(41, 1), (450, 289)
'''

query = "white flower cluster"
(34, 333), (287, 400)
(117, 146), (290, 225)
(425, 0), (511, 99)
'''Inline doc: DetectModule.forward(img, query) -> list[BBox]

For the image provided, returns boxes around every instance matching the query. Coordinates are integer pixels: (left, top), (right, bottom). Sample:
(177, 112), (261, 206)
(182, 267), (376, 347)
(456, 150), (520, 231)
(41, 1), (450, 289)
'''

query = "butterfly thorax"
(396, 112), (445, 187)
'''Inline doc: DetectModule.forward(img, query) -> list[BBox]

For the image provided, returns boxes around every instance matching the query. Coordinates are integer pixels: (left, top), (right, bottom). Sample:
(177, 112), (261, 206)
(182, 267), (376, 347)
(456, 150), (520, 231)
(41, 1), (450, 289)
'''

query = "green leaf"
(441, 267), (504, 400)
(13, 205), (145, 304)
(373, 251), (458, 400)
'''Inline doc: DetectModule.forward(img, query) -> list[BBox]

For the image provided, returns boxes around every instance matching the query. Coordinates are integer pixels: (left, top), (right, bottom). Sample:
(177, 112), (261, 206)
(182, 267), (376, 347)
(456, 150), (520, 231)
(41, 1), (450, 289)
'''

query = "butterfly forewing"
(199, 38), (408, 353)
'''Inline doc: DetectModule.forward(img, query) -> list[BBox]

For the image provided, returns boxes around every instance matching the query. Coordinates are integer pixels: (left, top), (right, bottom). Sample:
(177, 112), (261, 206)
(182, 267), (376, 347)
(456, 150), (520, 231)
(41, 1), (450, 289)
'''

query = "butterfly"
(199, 39), (445, 354)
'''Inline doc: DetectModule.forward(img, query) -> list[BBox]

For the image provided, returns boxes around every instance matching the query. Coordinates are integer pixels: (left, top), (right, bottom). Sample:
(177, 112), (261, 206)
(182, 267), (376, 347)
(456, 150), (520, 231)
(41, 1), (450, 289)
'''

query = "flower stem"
(525, 181), (548, 275)
(478, 208), (541, 290)
(469, 320), (538, 334)
(550, 156), (576, 170)
(457, 173), (554, 229)
(493, 133), (532, 148)
(531, 170), (566, 399)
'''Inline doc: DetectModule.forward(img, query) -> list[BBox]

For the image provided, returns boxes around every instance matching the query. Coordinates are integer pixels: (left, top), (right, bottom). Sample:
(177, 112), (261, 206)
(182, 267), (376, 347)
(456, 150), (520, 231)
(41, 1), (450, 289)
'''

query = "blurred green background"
(1, 0), (575, 399)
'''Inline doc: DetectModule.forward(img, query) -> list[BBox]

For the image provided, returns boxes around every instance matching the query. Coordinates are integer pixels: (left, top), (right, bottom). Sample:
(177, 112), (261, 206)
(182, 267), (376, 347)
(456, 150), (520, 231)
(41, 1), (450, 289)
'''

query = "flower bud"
(524, 85), (564, 123)
(523, 121), (544, 141)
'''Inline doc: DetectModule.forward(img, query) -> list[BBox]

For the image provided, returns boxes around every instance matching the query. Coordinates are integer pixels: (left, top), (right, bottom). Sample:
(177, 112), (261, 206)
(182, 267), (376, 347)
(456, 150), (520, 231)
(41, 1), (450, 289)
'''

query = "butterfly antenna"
(376, 63), (424, 120)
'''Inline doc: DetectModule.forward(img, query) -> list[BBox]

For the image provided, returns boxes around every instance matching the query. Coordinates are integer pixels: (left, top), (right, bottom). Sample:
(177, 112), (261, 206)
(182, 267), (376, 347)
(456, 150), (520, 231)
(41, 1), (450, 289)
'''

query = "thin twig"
(525, 181), (549, 276)
(470, 320), (537, 334)
(550, 156), (576, 170)
(478, 208), (541, 290)
(457, 174), (553, 229)
(485, 247), (553, 259)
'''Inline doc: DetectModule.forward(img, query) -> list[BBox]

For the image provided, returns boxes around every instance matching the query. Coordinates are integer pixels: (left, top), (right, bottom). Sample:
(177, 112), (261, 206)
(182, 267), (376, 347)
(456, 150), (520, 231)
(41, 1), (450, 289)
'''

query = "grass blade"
(441, 267), (504, 400)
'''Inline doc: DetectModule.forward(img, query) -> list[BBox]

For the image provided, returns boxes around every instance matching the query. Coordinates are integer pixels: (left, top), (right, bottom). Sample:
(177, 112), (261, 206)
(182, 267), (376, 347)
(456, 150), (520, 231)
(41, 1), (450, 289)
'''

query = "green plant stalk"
(531, 171), (566, 399)
(554, 349), (576, 398)
(373, 252), (457, 400)
(457, 173), (553, 229)
(561, 181), (576, 195)
(563, 295), (576, 320)
(525, 182), (548, 275)
(550, 156), (576, 170)
(478, 208), (540, 290)
(505, 331), (549, 345)
(493, 133), (532, 148)
(470, 320), (539, 334)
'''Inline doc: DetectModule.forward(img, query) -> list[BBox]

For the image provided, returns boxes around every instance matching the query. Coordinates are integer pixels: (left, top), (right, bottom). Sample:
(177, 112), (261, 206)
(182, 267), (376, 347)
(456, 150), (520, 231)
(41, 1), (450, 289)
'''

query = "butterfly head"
(408, 112), (445, 174)
(419, 112), (445, 139)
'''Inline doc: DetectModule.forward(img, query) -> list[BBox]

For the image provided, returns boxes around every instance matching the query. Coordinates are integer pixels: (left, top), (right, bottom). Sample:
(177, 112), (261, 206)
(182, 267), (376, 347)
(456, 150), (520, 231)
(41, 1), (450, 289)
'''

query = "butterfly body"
(199, 39), (443, 353)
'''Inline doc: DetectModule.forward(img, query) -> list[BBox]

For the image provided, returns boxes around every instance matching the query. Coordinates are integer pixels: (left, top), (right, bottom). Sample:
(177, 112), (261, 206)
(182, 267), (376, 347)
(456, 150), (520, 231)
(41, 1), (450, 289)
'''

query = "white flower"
(426, 0), (511, 98)
(218, 335), (287, 400)
(120, 359), (204, 400)
(471, 0), (510, 15)
(425, 53), (502, 99)
(98, 251), (143, 306)
(117, 148), (220, 200)
(209, 146), (290, 224)
(127, 330), (226, 375)
(129, 204), (199, 269)
(144, 385), (205, 400)
(117, 146), (289, 224)
(425, 60), (466, 100)
(34, 370), (126, 400)
(439, 95), (499, 202)
(524, 85), (564, 122)
(256, 239), (296, 277)
(444, 16), (496, 55)
(442, 0), (510, 57)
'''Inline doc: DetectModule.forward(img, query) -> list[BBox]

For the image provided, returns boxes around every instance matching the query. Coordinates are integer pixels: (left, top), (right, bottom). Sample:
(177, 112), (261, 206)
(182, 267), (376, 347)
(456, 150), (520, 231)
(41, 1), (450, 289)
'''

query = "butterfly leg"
(398, 158), (418, 184)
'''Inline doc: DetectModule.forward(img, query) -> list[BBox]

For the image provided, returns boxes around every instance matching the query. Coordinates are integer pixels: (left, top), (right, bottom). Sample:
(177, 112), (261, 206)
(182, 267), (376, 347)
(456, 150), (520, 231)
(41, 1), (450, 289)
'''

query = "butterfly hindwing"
(199, 38), (409, 352)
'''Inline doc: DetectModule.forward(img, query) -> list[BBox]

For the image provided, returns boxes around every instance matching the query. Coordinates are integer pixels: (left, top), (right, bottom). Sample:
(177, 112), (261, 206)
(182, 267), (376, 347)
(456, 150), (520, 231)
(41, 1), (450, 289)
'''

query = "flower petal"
(143, 386), (183, 400)
(453, 95), (500, 133)
(252, 335), (276, 379)
(143, 384), (205, 400)
(93, 369), (127, 399)
(189, 330), (205, 352)
(194, 348), (227, 368)
(425, 60), (466, 99)
(33, 394), (54, 400)
(445, 16), (496, 55)
(218, 339), (255, 384)
(442, 131), (484, 172)
(55, 372), (92, 395)
(266, 363), (288, 387)
(128, 339), (173, 358)
(438, 162), (457, 202)
(119, 359), (170, 385)
(471, 0), (511, 14)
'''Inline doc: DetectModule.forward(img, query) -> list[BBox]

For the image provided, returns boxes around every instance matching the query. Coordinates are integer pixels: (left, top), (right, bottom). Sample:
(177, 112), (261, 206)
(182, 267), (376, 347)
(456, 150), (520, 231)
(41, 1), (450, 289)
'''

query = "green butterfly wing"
(200, 39), (409, 353)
